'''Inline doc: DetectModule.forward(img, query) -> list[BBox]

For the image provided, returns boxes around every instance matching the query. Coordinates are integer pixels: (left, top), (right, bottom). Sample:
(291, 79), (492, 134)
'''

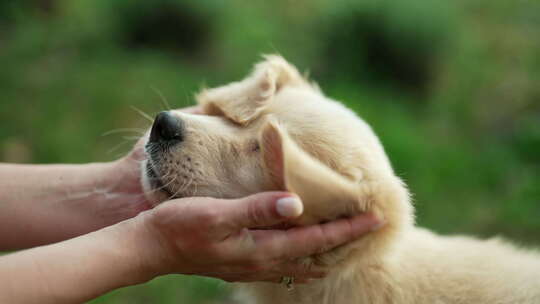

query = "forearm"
(0, 162), (149, 250)
(0, 216), (157, 304)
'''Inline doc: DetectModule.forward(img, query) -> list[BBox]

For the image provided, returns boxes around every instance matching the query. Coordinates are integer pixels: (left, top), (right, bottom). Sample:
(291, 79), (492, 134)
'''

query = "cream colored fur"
(142, 55), (540, 304)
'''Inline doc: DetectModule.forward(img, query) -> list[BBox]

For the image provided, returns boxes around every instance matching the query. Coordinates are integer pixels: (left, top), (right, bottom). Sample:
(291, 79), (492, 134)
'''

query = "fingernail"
(276, 196), (303, 218)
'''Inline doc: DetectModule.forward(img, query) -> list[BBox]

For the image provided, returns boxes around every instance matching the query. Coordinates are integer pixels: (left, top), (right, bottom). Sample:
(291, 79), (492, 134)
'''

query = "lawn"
(1, 1), (539, 302)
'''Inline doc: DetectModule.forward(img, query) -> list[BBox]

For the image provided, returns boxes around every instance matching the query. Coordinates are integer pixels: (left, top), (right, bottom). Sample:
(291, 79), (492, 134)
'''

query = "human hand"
(133, 192), (382, 283)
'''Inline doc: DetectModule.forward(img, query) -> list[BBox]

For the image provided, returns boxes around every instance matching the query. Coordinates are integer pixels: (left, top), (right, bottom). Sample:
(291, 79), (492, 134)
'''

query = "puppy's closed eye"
(249, 140), (261, 153)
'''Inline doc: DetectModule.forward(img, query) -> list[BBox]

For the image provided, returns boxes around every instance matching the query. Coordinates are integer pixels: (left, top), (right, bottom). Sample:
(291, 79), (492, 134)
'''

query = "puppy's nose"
(149, 111), (184, 143)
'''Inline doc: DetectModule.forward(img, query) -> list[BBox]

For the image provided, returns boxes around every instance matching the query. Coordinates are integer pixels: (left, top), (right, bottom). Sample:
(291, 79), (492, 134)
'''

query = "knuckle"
(319, 224), (339, 248)
(300, 224), (342, 257)
(308, 225), (329, 253)
(297, 260), (314, 275)
(262, 239), (285, 261)
(199, 208), (222, 227)
(315, 242), (333, 255)
(247, 199), (269, 226)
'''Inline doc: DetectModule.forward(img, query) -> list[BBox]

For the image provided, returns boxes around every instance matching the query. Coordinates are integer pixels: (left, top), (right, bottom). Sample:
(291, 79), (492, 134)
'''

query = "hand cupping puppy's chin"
(140, 159), (171, 207)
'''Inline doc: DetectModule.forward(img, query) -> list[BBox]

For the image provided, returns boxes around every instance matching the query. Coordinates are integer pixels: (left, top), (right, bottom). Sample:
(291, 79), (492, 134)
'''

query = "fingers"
(254, 212), (382, 260)
(277, 260), (326, 279)
(203, 259), (326, 284)
(268, 277), (312, 284)
(210, 274), (314, 284)
(223, 192), (303, 230)
(244, 274), (318, 284)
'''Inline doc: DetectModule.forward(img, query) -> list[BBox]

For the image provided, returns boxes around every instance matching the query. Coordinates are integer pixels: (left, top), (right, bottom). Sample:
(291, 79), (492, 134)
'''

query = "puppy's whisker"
(147, 145), (164, 154)
(123, 156), (147, 164)
(114, 152), (130, 159)
(122, 135), (142, 141)
(179, 83), (194, 107)
(146, 145), (159, 153)
(144, 166), (178, 196)
(191, 172), (200, 197)
(107, 140), (131, 155)
(150, 85), (172, 111)
(130, 106), (154, 123)
(167, 179), (186, 200)
(184, 175), (194, 192)
(129, 159), (147, 164)
(102, 128), (146, 137)
(148, 176), (177, 196)
(173, 172), (195, 199)
(176, 177), (189, 194)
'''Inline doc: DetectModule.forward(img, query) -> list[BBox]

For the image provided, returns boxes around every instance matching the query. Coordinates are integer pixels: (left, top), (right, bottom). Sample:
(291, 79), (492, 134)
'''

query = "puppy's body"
(142, 56), (540, 303)
(239, 228), (540, 304)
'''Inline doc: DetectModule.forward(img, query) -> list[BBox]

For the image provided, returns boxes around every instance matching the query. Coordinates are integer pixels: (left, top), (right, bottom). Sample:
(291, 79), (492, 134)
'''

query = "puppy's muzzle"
(149, 111), (184, 143)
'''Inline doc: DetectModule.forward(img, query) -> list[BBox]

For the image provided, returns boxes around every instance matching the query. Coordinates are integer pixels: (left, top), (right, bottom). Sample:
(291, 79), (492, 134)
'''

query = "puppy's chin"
(140, 159), (170, 207)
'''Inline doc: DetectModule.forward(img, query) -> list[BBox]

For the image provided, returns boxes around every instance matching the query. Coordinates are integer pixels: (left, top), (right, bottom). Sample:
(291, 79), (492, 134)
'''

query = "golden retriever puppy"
(141, 55), (540, 304)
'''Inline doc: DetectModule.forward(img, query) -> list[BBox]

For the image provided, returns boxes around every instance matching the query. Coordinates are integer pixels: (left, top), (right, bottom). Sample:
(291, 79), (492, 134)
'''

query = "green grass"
(89, 276), (230, 304)
(1, 0), (539, 302)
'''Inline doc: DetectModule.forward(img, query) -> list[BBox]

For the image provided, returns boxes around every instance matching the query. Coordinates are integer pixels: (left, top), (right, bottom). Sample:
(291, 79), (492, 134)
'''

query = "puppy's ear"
(261, 119), (365, 225)
(197, 55), (304, 125)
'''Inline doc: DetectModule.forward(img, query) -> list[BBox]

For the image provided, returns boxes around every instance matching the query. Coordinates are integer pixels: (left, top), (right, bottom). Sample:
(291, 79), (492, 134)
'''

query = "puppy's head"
(142, 55), (413, 261)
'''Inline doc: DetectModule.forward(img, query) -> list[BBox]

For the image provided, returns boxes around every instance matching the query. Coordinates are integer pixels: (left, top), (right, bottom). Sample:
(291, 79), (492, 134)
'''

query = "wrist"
(39, 216), (164, 302)
(116, 212), (169, 282)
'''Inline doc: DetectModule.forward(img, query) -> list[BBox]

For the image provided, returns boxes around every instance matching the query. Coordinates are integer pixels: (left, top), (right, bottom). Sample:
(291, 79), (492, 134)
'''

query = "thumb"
(225, 192), (303, 230)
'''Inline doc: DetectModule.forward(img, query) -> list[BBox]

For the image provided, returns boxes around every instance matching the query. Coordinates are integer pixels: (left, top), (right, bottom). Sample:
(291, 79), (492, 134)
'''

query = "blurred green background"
(1, 0), (539, 303)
